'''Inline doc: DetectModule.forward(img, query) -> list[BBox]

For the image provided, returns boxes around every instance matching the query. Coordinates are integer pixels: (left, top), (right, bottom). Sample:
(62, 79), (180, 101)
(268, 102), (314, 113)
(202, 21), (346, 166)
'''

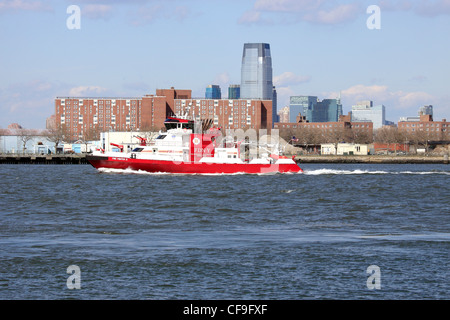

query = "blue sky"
(1, 0), (449, 129)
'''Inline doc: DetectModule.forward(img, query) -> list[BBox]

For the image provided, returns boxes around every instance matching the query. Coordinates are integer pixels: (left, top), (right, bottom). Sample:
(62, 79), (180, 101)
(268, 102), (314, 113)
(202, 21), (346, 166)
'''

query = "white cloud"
(274, 86), (295, 109)
(274, 72), (311, 87)
(212, 72), (231, 86)
(379, 0), (450, 16)
(238, 10), (265, 25)
(239, 0), (361, 25)
(397, 91), (435, 108)
(339, 84), (436, 111)
(272, 72), (311, 109)
(83, 4), (113, 20)
(0, 80), (61, 128)
(0, 0), (51, 12)
(341, 84), (390, 103)
(303, 3), (361, 24)
(415, 0), (450, 16)
(254, 0), (323, 12)
(68, 86), (108, 97)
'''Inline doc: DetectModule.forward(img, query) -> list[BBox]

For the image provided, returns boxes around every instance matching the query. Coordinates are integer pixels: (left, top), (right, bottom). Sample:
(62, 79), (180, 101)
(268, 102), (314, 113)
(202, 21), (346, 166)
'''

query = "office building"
(277, 106), (290, 123)
(398, 114), (448, 139)
(240, 43), (273, 100)
(228, 85), (240, 99)
(272, 86), (278, 124)
(419, 105), (433, 116)
(351, 101), (385, 129)
(400, 105), (434, 123)
(205, 85), (221, 99)
(289, 96), (342, 123)
(289, 96), (317, 123)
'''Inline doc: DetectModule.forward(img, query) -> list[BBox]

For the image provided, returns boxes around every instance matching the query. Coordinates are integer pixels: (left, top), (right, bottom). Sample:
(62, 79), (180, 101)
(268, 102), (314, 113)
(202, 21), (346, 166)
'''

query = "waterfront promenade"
(0, 153), (448, 164)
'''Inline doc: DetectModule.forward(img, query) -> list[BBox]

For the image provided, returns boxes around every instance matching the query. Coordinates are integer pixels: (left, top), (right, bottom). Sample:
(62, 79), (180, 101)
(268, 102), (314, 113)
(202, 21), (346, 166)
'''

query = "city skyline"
(1, 0), (450, 129)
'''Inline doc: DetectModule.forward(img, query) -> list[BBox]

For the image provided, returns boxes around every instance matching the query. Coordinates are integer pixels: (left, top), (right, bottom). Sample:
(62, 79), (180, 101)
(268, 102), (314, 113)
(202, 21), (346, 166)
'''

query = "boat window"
(156, 134), (167, 139)
(132, 147), (144, 152)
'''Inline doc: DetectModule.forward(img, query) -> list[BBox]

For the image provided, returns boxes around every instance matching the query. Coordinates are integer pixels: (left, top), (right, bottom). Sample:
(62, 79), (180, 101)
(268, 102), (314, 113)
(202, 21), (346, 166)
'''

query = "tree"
(17, 129), (37, 154)
(139, 121), (164, 145)
(81, 126), (100, 153)
(374, 126), (405, 154)
(323, 125), (353, 154)
(352, 128), (373, 144)
(406, 129), (435, 153)
(45, 123), (69, 151)
(0, 128), (8, 153)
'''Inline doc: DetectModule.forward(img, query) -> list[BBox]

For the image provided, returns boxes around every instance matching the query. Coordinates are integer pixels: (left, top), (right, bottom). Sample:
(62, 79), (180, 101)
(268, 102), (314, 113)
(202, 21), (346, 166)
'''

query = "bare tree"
(0, 128), (8, 154)
(81, 126), (100, 153)
(374, 126), (405, 154)
(45, 123), (69, 151)
(323, 125), (352, 154)
(406, 129), (439, 153)
(17, 129), (38, 154)
(352, 128), (373, 144)
(278, 127), (296, 143)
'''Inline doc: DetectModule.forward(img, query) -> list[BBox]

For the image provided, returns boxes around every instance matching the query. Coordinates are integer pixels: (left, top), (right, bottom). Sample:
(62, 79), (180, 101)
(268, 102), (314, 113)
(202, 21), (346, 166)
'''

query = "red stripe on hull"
(87, 156), (302, 174)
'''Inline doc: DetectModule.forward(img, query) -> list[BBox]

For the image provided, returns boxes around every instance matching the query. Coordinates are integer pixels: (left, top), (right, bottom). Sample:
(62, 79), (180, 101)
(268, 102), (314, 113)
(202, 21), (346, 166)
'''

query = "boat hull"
(86, 155), (302, 174)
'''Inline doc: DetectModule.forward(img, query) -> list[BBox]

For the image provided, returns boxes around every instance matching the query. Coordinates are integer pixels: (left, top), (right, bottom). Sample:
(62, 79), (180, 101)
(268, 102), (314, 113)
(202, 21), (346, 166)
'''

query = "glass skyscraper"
(228, 85), (240, 99)
(240, 43), (273, 100)
(351, 101), (385, 129)
(205, 85), (221, 99)
(289, 96), (342, 123)
(419, 105), (433, 116)
(289, 96), (318, 123)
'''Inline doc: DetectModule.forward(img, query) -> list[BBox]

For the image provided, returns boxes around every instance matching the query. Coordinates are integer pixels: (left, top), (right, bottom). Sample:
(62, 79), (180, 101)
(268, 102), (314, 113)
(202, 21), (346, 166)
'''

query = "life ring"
(193, 137), (201, 145)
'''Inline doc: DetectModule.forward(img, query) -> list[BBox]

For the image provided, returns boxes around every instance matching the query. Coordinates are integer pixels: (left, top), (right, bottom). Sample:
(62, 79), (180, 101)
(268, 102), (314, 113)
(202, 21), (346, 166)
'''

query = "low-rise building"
(398, 114), (448, 139)
(321, 143), (369, 155)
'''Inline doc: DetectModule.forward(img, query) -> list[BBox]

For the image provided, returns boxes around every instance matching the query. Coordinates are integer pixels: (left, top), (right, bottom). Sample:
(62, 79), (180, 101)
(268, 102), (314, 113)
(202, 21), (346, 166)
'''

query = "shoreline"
(0, 154), (88, 164)
(0, 153), (448, 165)
(295, 155), (449, 164)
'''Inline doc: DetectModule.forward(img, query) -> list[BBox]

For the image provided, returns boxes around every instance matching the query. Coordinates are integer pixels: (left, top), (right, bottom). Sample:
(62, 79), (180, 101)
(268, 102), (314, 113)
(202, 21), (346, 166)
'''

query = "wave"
(303, 169), (388, 175)
(96, 168), (295, 176)
(356, 233), (450, 242)
(303, 169), (450, 176)
(97, 167), (449, 176)
(97, 168), (171, 175)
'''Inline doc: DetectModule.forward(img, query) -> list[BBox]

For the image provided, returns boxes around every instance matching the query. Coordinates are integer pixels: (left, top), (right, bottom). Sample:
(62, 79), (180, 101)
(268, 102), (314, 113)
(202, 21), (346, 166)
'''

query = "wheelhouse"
(164, 117), (194, 131)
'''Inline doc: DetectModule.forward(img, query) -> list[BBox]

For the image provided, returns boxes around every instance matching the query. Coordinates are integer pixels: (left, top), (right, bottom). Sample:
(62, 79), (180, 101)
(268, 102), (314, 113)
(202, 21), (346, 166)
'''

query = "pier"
(0, 154), (88, 164)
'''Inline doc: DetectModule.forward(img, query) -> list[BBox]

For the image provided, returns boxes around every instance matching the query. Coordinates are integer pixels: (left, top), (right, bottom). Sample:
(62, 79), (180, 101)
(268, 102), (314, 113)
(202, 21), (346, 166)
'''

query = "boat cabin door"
(183, 149), (189, 162)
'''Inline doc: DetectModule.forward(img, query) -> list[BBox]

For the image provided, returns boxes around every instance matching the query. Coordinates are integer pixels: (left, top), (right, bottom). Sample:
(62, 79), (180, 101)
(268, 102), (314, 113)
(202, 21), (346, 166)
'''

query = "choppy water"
(0, 163), (448, 300)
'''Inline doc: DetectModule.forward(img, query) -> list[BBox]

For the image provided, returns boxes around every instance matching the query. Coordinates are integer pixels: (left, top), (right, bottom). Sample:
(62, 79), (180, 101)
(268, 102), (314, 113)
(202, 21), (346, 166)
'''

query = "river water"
(0, 163), (448, 300)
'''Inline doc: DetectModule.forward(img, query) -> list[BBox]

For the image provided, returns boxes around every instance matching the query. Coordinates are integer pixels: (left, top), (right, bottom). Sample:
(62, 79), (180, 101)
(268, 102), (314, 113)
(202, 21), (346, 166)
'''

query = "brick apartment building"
(398, 114), (449, 139)
(54, 88), (273, 141)
(274, 112), (374, 142)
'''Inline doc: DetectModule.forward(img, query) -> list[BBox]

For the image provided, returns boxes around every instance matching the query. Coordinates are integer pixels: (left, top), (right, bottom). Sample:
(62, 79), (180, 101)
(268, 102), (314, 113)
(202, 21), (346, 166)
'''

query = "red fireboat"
(86, 117), (302, 174)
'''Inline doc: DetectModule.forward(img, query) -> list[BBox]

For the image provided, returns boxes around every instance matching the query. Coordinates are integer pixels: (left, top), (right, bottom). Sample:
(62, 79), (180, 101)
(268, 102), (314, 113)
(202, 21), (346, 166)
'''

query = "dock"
(0, 154), (88, 164)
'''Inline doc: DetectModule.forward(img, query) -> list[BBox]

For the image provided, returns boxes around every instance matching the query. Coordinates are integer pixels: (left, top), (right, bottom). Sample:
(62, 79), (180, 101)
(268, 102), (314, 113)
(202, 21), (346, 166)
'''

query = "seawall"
(295, 154), (449, 164)
(0, 154), (88, 164)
